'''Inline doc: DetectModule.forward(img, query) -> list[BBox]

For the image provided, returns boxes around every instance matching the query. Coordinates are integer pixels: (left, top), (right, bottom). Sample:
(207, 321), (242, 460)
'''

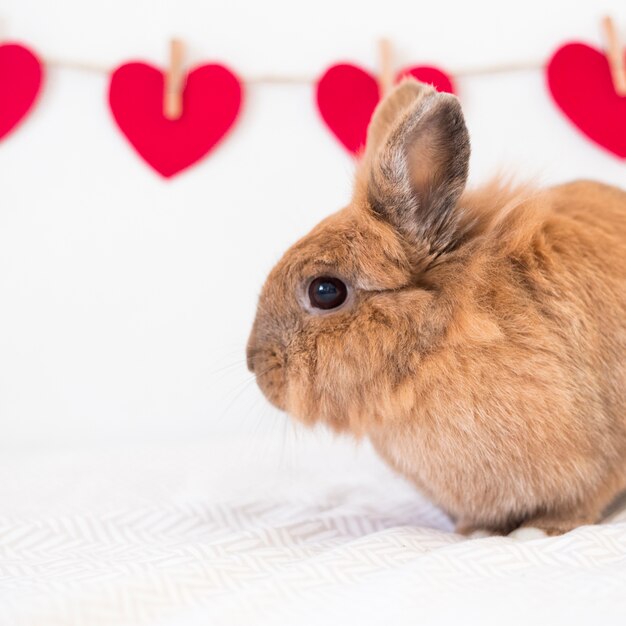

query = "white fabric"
(1, 435), (625, 626)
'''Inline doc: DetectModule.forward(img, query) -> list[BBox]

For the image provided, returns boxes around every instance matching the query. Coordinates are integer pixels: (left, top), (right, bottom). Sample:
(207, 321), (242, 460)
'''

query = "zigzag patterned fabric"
(1, 436), (625, 626)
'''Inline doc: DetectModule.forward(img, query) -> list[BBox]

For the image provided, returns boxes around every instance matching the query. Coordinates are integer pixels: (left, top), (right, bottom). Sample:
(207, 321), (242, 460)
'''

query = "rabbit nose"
(246, 346), (256, 373)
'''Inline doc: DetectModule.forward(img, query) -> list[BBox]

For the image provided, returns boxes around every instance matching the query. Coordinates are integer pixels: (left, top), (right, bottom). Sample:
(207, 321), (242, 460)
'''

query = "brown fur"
(247, 79), (626, 535)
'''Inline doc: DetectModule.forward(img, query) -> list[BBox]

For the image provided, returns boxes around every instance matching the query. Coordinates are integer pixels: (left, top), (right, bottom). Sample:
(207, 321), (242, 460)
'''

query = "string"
(45, 55), (546, 82)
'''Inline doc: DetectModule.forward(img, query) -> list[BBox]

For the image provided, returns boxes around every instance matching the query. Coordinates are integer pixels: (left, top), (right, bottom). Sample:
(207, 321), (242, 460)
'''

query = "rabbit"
(246, 78), (626, 536)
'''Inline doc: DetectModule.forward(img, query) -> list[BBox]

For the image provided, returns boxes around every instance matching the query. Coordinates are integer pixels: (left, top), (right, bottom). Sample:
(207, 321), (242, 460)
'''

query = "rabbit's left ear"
(365, 80), (470, 256)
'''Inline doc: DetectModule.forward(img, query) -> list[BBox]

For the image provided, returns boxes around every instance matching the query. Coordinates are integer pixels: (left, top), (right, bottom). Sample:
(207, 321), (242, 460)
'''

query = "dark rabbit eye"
(308, 277), (348, 310)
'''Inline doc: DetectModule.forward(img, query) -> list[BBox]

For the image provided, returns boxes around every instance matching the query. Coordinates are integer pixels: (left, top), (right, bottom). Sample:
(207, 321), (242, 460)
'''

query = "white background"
(1, 0), (625, 448)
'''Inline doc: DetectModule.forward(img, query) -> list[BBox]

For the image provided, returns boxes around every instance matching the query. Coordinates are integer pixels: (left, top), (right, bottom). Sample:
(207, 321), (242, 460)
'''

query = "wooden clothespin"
(164, 38), (186, 120)
(378, 38), (394, 96)
(601, 16), (626, 97)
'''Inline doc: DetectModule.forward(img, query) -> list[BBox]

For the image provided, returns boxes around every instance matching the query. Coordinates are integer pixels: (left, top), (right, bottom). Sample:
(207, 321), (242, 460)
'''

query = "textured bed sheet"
(1, 435), (625, 626)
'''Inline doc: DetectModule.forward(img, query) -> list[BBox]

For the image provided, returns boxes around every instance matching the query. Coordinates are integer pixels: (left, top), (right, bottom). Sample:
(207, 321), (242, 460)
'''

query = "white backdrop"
(1, 0), (625, 448)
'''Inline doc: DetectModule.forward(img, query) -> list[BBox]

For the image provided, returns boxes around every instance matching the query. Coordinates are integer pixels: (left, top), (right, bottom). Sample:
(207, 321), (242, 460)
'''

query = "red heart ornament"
(316, 64), (380, 154)
(547, 43), (626, 158)
(316, 63), (455, 154)
(0, 43), (44, 141)
(109, 62), (242, 178)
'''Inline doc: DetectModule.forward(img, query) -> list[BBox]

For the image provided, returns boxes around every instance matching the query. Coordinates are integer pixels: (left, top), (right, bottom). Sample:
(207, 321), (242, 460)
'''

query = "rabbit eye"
(308, 277), (348, 310)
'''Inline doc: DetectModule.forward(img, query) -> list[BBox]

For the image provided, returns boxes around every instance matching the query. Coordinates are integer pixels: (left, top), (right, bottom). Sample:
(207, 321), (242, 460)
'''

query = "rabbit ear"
(365, 80), (470, 256)
(363, 80), (434, 161)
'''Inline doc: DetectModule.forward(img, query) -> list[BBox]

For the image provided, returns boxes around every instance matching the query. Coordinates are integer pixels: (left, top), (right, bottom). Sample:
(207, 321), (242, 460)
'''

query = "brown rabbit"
(247, 78), (626, 536)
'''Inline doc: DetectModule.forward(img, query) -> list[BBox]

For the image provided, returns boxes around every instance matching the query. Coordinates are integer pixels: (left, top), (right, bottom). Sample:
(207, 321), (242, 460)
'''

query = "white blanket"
(1, 435), (625, 626)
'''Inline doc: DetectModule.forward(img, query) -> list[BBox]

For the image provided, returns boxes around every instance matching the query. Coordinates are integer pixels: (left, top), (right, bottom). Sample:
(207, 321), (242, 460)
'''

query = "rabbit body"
(368, 179), (626, 534)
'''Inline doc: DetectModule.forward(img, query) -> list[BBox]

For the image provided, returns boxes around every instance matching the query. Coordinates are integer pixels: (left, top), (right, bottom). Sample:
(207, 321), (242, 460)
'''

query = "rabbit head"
(247, 80), (477, 434)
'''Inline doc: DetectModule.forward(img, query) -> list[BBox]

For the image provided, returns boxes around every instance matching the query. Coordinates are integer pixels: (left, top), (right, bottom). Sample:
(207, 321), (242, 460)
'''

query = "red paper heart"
(316, 63), (455, 154)
(0, 43), (44, 141)
(547, 43), (626, 158)
(316, 64), (380, 154)
(109, 62), (242, 178)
